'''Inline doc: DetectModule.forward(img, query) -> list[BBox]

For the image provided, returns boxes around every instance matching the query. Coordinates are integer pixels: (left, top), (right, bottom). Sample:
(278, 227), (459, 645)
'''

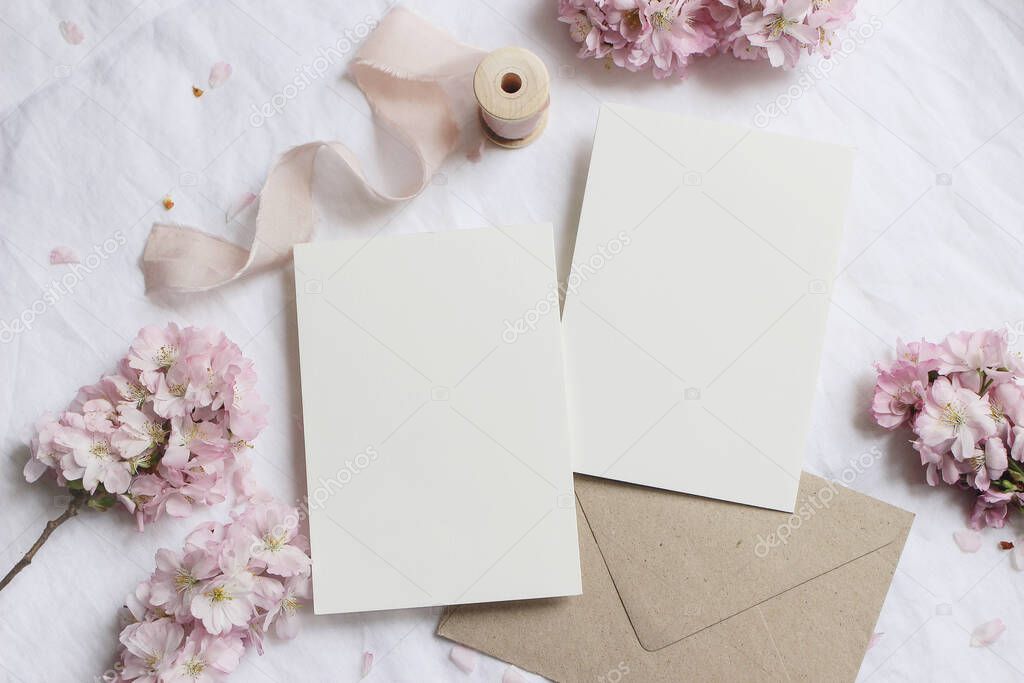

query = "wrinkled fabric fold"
(142, 8), (485, 293)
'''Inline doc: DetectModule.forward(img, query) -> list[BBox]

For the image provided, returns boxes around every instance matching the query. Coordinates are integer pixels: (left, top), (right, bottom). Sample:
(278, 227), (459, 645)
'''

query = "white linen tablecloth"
(2, 0), (1023, 681)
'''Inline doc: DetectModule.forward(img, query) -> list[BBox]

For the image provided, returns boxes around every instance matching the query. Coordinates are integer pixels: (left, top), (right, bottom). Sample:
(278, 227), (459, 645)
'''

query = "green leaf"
(994, 477), (1022, 493)
(87, 494), (117, 511)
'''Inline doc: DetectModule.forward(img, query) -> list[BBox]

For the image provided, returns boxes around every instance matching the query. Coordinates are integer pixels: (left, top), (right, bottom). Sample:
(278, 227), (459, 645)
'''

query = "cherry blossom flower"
(130, 324), (183, 383)
(971, 490), (1014, 530)
(24, 323), (267, 526)
(938, 329), (1010, 375)
(163, 415), (225, 468)
(559, 0), (609, 56)
(605, 0), (647, 43)
(557, 0), (857, 79)
(991, 382), (1024, 428)
(872, 359), (929, 429)
(914, 441), (965, 487)
(16, 320), (269, 578)
(110, 499), (311, 681)
(808, 0), (856, 57)
(165, 632), (244, 683)
(152, 365), (196, 419)
(162, 477), (228, 518)
(892, 337), (944, 371)
(261, 575), (311, 639)
(641, 0), (716, 77)
(915, 376), (996, 460)
(191, 573), (256, 635)
(966, 438), (1009, 491)
(873, 329), (1024, 529)
(742, 0), (819, 68)
(113, 404), (167, 467)
(149, 549), (220, 619)
(238, 501), (312, 577)
(104, 364), (154, 407)
(56, 418), (132, 494)
(119, 618), (184, 682)
(23, 415), (62, 483)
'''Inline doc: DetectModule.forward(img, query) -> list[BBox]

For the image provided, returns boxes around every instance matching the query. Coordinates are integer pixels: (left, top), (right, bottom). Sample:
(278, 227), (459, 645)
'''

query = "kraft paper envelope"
(438, 473), (913, 682)
(563, 103), (855, 511)
(294, 224), (581, 614)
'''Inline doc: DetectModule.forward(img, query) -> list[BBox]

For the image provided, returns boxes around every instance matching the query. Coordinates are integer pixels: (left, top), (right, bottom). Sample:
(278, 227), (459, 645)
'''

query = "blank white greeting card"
(563, 104), (854, 512)
(294, 225), (581, 614)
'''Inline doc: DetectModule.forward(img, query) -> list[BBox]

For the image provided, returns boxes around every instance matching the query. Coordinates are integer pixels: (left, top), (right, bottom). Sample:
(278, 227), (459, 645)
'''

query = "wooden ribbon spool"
(473, 47), (550, 149)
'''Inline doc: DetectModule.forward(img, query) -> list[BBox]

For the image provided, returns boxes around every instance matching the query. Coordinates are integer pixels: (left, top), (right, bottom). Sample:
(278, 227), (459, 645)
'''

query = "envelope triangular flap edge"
(574, 472), (914, 651)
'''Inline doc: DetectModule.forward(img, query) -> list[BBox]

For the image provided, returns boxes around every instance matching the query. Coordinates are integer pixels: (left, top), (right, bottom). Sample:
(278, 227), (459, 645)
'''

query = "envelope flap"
(575, 472), (914, 651)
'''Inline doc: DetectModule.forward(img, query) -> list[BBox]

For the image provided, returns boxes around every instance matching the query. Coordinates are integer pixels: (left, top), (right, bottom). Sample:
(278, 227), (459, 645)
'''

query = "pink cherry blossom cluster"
(872, 330), (1024, 529)
(23, 323), (268, 529)
(112, 497), (311, 682)
(558, 0), (856, 79)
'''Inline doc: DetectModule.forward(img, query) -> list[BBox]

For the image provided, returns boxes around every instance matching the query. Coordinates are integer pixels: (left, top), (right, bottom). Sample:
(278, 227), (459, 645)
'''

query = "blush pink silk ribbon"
(142, 8), (485, 292)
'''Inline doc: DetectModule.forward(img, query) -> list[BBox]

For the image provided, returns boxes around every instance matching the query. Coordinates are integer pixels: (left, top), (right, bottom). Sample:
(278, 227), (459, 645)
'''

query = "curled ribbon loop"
(142, 8), (485, 292)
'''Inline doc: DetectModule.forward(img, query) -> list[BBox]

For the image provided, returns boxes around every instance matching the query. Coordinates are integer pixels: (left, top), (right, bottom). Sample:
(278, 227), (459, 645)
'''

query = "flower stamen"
(155, 345), (178, 369)
(174, 569), (198, 593)
(205, 585), (232, 603)
(940, 401), (967, 431)
(766, 16), (796, 39)
(651, 9), (673, 30)
(183, 658), (205, 677)
(263, 533), (285, 552)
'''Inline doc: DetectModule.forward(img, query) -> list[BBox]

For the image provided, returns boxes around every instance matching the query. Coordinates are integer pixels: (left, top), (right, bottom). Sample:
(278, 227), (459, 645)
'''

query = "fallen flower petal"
(970, 619), (1006, 647)
(208, 62), (233, 88)
(450, 644), (478, 673)
(953, 529), (982, 553)
(59, 20), (85, 45)
(867, 632), (883, 651)
(1012, 543), (1024, 571)
(361, 651), (373, 677)
(49, 246), (80, 265)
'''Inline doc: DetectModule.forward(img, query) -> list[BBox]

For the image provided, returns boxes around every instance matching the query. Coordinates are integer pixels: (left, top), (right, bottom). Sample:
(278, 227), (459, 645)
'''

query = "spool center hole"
(500, 72), (522, 94)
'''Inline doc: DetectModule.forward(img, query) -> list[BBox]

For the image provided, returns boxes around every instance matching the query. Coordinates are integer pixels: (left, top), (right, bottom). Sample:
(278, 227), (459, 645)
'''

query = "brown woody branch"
(0, 491), (85, 592)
